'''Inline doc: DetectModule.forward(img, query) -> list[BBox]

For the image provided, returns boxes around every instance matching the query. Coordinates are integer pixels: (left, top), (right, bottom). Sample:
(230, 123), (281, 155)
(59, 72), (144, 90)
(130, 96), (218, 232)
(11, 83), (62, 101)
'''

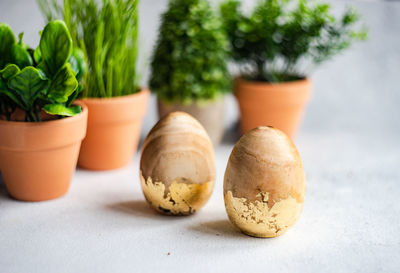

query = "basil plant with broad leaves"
(0, 20), (86, 122)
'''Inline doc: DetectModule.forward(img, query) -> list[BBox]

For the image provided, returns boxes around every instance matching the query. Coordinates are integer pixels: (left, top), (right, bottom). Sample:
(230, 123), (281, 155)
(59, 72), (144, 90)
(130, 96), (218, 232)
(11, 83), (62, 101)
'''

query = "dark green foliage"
(7, 67), (49, 108)
(0, 24), (16, 69)
(38, 0), (140, 98)
(0, 21), (84, 122)
(220, 0), (368, 82)
(150, 0), (231, 103)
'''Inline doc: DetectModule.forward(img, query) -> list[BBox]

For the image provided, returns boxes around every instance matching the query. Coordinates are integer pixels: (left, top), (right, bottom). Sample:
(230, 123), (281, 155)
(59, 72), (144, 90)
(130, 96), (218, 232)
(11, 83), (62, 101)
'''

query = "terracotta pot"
(157, 98), (225, 145)
(0, 102), (88, 201)
(235, 77), (311, 138)
(78, 89), (149, 170)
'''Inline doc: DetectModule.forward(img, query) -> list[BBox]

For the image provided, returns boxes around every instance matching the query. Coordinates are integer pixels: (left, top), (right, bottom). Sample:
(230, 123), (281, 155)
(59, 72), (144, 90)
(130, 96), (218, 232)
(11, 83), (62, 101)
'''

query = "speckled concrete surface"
(0, 0), (399, 272)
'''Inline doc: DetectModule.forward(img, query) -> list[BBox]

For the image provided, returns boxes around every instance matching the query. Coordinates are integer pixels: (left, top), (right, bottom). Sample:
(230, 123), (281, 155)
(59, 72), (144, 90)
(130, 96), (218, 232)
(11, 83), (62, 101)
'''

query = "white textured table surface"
(1, 130), (400, 273)
(1, 0), (400, 272)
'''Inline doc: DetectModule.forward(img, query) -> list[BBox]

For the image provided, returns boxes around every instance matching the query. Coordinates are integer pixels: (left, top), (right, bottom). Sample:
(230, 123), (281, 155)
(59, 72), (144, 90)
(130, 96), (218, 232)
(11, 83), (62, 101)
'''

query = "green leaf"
(39, 20), (72, 77)
(17, 32), (29, 50)
(68, 47), (87, 81)
(12, 44), (33, 69)
(33, 46), (42, 64)
(0, 64), (20, 80)
(48, 63), (78, 103)
(18, 32), (24, 44)
(0, 23), (16, 69)
(0, 78), (24, 108)
(0, 79), (22, 106)
(67, 84), (82, 107)
(43, 103), (81, 116)
(7, 67), (49, 108)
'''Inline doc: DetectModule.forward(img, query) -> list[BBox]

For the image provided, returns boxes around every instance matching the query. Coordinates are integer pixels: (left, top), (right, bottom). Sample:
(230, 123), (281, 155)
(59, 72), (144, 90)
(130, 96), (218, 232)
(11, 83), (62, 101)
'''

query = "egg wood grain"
(139, 112), (216, 216)
(224, 126), (306, 238)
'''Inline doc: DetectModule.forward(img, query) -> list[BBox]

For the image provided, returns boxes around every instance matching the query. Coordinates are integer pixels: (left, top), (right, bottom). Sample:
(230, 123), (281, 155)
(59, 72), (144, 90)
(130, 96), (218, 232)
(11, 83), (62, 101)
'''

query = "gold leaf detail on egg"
(223, 127), (305, 237)
(140, 174), (213, 216)
(140, 112), (216, 215)
(224, 191), (303, 238)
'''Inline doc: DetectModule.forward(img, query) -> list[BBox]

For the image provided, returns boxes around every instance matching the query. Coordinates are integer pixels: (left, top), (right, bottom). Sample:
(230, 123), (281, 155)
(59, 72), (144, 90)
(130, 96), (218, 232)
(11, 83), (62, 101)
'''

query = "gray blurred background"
(0, 0), (399, 141)
(1, 2), (399, 271)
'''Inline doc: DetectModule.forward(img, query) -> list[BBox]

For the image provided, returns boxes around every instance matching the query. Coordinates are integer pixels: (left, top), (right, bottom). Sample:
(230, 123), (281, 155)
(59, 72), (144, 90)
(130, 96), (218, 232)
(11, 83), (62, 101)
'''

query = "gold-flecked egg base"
(140, 175), (213, 216)
(224, 191), (303, 238)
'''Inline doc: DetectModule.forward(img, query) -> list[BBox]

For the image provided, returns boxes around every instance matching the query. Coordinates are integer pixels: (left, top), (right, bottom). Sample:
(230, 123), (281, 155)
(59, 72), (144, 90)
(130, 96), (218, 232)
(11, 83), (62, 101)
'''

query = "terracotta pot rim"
(80, 88), (149, 104)
(236, 76), (310, 87)
(0, 101), (88, 127)
(0, 101), (88, 152)
(157, 95), (225, 106)
(77, 88), (149, 125)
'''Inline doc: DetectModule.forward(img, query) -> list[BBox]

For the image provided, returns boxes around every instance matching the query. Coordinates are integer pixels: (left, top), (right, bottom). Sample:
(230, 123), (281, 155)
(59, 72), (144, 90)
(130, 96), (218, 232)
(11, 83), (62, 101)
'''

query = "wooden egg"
(140, 112), (216, 215)
(224, 126), (305, 237)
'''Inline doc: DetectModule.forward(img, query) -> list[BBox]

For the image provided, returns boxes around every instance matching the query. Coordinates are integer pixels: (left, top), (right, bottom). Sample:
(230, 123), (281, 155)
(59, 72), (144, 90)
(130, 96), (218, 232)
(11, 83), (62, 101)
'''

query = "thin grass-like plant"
(38, 0), (140, 97)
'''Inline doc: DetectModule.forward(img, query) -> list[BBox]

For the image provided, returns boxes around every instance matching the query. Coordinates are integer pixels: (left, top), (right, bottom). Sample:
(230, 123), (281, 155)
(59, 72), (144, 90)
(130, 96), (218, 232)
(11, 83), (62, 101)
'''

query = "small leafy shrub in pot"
(0, 21), (88, 202)
(220, 0), (367, 82)
(220, 0), (367, 137)
(150, 0), (231, 144)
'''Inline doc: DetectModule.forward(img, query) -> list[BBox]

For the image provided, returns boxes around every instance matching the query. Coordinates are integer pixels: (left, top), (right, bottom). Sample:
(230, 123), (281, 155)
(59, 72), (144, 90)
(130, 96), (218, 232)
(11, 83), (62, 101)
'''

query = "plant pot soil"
(78, 89), (149, 170)
(235, 77), (311, 138)
(0, 102), (88, 201)
(157, 98), (225, 145)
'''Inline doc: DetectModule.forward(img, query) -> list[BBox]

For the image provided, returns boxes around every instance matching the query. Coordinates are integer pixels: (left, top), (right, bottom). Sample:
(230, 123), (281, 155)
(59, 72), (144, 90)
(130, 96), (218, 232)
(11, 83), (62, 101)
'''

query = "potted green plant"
(38, 0), (149, 170)
(150, 0), (231, 145)
(220, 0), (367, 138)
(0, 20), (88, 201)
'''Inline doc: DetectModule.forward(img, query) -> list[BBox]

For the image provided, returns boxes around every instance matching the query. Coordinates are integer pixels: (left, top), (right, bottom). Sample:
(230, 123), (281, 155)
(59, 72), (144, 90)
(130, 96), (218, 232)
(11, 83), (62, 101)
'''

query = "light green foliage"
(0, 64), (20, 80)
(12, 39), (33, 69)
(43, 103), (81, 116)
(0, 21), (83, 122)
(69, 48), (87, 83)
(39, 20), (73, 77)
(220, 0), (368, 82)
(150, 0), (231, 103)
(37, 0), (140, 98)
(47, 63), (78, 103)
